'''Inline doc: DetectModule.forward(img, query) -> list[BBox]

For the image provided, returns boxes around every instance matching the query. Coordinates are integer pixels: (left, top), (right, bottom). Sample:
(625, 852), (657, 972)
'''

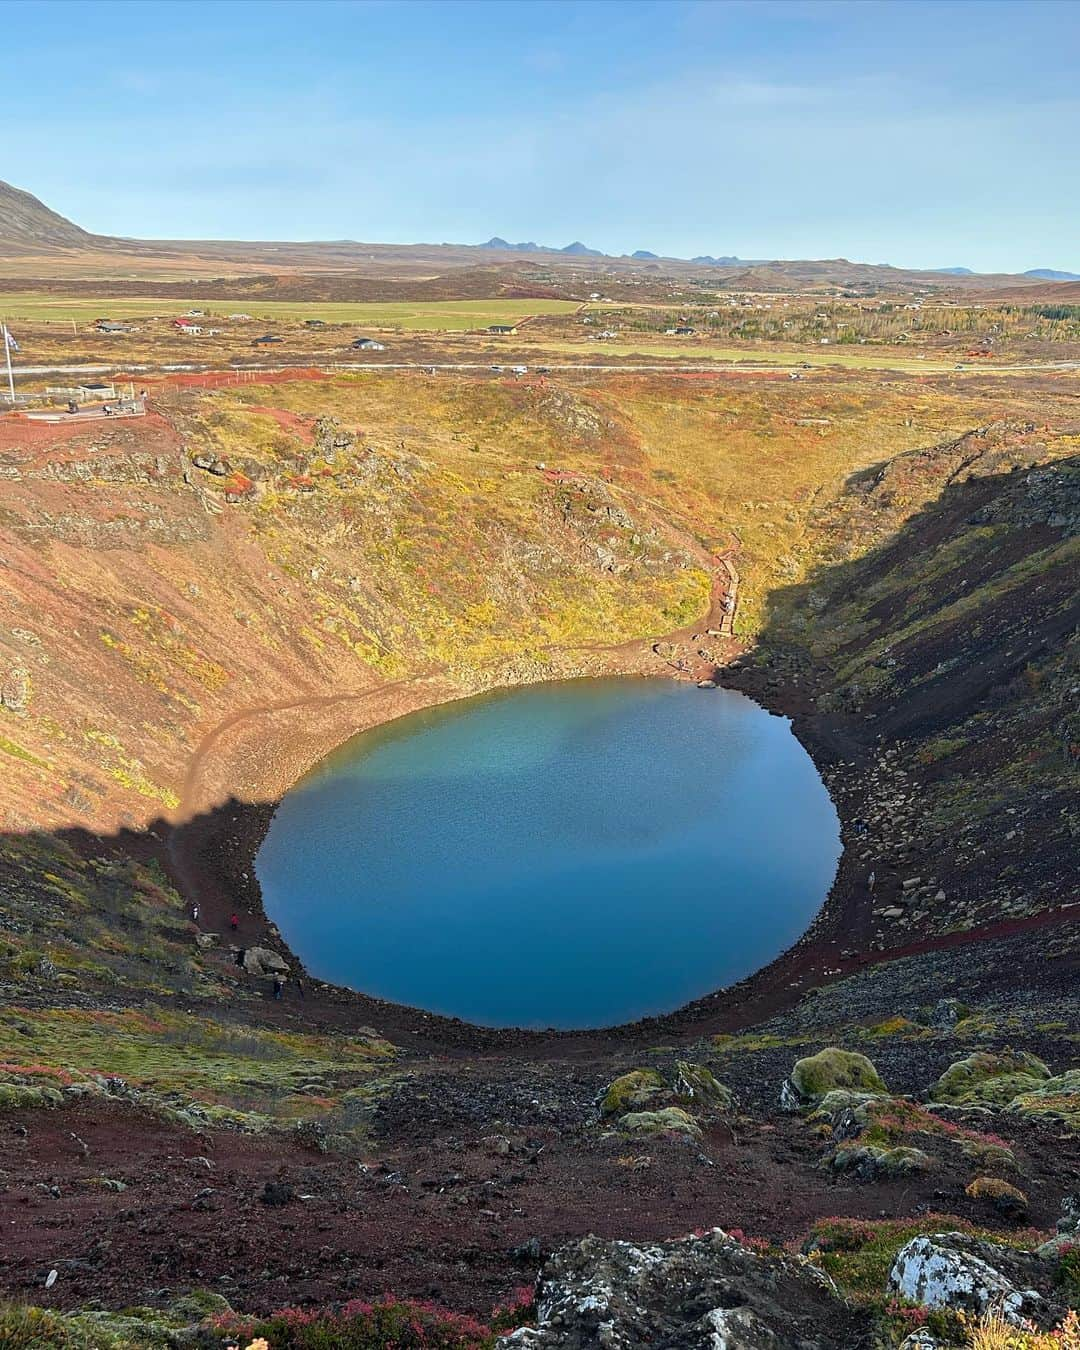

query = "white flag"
(2, 326), (18, 352)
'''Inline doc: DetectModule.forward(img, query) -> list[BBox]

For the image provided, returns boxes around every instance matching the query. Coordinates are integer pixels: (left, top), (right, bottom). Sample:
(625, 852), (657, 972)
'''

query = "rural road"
(5, 357), (1080, 382)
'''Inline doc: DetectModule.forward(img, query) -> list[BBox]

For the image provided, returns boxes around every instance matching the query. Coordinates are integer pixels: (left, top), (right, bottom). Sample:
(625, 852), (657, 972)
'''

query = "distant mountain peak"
(0, 178), (102, 253)
(631, 250), (659, 260)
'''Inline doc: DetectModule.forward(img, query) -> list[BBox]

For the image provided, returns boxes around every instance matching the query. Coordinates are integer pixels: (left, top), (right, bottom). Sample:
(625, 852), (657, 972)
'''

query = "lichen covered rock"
(497, 1229), (859, 1349)
(888, 1233), (1060, 1327)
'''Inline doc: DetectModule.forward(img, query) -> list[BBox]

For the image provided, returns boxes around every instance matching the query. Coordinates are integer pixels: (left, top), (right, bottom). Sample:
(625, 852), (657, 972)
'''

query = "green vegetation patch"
(0, 1004), (396, 1122)
(0, 292), (579, 329)
(931, 1050), (1052, 1105)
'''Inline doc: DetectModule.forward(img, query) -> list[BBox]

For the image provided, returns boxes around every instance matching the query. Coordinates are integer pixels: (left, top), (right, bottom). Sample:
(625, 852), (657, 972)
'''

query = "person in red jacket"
(230, 912), (239, 932)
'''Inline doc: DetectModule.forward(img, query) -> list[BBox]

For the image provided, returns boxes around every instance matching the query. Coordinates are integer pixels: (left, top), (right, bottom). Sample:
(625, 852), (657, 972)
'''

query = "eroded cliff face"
(742, 423), (1078, 941)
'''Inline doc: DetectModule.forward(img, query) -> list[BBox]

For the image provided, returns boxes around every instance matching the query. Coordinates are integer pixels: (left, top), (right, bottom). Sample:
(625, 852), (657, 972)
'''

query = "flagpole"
(2, 320), (14, 404)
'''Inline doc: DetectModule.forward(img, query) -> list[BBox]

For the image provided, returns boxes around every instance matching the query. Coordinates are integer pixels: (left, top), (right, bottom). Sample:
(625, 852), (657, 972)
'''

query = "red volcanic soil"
(3, 1083), (1074, 1318)
(0, 408), (179, 457)
(242, 404), (318, 441)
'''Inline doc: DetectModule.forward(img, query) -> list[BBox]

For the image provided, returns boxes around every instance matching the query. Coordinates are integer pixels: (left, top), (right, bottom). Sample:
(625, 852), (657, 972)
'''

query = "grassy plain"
(537, 338), (966, 372)
(0, 294), (581, 329)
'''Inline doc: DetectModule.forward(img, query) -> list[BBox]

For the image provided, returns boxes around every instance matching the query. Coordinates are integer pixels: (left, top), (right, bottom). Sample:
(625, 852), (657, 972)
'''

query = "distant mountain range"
(1023, 268), (1080, 281)
(479, 238), (753, 267)
(479, 237), (604, 257)
(477, 238), (1080, 280)
(2, 179), (1078, 294)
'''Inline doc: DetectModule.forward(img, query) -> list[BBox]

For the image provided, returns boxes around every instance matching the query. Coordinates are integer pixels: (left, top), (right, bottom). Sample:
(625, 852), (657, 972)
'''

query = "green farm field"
(0, 294), (582, 330)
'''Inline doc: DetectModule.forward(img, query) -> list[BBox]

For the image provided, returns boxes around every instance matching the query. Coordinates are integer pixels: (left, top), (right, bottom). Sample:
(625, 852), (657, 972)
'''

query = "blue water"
(256, 679), (840, 1029)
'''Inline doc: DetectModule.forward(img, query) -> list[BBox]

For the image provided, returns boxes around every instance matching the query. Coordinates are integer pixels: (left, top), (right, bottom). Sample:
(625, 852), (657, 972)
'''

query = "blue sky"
(5, 0), (1078, 271)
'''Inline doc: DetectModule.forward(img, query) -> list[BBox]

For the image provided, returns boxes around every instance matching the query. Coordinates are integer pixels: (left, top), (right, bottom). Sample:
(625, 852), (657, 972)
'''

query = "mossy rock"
(0, 1082), (63, 1111)
(960, 1138), (1016, 1172)
(1006, 1069), (1080, 1132)
(789, 1049), (887, 1105)
(831, 1143), (932, 1181)
(617, 1107), (703, 1141)
(965, 1176), (1029, 1222)
(931, 1050), (1051, 1105)
(600, 1069), (664, 1117)
(674, 1061), (734, 1111)
(811, 1088), (887, 1119)
(167, 1288), (234, 1321)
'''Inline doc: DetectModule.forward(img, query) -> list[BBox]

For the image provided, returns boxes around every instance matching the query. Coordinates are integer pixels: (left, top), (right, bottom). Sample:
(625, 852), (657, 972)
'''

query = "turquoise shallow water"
(256, 678), (840, 1029)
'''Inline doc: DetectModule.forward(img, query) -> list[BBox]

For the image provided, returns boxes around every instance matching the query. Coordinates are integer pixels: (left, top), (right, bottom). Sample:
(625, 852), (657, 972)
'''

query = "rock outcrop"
(888, 1232), (1063, 1327)
(239, 946), (290, 977)
(497, 1230), (858, 1349)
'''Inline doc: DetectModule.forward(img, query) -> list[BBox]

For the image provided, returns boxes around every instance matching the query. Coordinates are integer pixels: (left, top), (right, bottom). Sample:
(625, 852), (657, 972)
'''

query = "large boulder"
(241, 946), (290, 977)
(781, 1049), (886, 1110)
(496, 1229), (861, 1349)
(930, 1050), (1051, 1106)
(888, 1233), (1061, 1327)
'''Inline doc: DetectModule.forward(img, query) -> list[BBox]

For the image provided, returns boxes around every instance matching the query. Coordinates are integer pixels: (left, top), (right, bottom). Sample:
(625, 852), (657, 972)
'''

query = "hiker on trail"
(191, 903), (200, 923)
(230, 912), (239, 932)
(295, 977), (305, 1000)
(867, 870), (876, 892)
(272, 976), (284, 1001)
(235, 947), (246, 967)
